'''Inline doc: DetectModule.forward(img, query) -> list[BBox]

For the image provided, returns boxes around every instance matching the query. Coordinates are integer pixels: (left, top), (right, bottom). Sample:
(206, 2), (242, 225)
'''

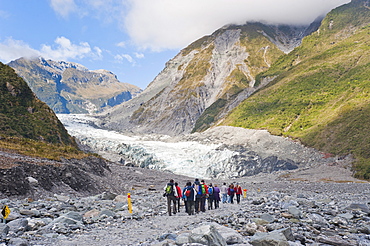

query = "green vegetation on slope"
(223, 0), (370, 179)
(0, 62), (82, 159)
(192, 23), (286, 133)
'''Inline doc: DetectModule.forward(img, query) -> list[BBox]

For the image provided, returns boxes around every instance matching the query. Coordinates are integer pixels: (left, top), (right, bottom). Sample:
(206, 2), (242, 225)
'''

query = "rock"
(7, 238), (29, 246)
(100, 192), (117, 200)
(214, 223), (244, 244)
(27, 218), (47, 230)
(99, 209), (116, 218)
(358, 224), (370, 234)
(0, 223), (9, 238)
(175, 233), (191, 245)
(249, 230), (289, 246)
(54, 194), (70, 202)
(113, 195), (127, 203)
(26, 177), (38, 185)
(244, 222), (258, 235)
(189, 224), (227, 246)
(158, 233), (177, 241)
(347, 203), (370, 214)
(274, 228), (295, 241)
(287, 206), (302, 219)
(260, 214), (275, 223)
(317, 235), (355, 246)
(306, 213), (329, 227)
(338, 213), (353, 220)
(48, 211), (82, 227)
(19, 209), (40, 217)
(252, 218), (269, 226)
(83, 209), (100, 219)
(7, 218), (28, 234)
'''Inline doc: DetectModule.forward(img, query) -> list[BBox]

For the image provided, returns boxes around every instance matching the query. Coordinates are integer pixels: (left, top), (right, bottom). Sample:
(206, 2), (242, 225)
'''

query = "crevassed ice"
(57, 114), (235, 179)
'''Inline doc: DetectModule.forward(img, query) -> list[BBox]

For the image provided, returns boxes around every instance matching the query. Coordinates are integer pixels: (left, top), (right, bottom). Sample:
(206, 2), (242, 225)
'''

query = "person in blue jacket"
(182, 184), (188, 214)
(183, 182), (197, 215)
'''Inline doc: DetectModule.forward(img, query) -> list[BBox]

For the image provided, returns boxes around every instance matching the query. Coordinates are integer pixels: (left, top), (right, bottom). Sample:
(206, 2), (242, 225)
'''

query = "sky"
(0, 0), (350, 89)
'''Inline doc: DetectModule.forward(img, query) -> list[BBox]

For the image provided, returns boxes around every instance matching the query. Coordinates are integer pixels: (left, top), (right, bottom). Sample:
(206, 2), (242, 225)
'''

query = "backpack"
(198, 184), (206, 195)
(208, 187), (213, 195)
(185, 189), (191, 197)
(165, 184), (174, 196)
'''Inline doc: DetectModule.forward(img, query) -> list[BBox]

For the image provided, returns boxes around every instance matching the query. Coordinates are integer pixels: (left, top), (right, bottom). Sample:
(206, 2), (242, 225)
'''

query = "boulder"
(189, 224), (227, 246)
(250, 230), (289, 246)
(0, 223), (9, 238)
(7, 218), (29, 234)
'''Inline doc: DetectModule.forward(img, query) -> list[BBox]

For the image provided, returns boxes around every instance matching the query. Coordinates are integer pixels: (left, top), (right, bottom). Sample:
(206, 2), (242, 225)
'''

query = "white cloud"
(40, 36), (102, 61)
(115, 54), (134, 64)
(0, 37), (102, 63)
(49, 0), (78, 18)
(134, 52), (144, 59)
(123, 0), (351, 51)
(0, 38), (39, 63)
(116, 42), (126, 48)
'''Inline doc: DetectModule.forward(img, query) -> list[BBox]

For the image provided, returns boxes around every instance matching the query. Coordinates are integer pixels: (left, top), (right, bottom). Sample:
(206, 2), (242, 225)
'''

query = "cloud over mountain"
(0, 36), (102, 63)
(124, 0), (351, 51)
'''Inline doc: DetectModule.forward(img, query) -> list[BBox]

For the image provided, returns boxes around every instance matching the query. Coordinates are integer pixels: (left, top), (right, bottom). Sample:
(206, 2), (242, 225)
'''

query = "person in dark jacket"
(164, 179), (178, 216)
(182, 184), (188, 214)
(183, 182), (197, 215)
(207, 183), (214, 210)
(193, 178), (201, 213)
(213, 184), (221, 209)
(228, 184), (235, 204)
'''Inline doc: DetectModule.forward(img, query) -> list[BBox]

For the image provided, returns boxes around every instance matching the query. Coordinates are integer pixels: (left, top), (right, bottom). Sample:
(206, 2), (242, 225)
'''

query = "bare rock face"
(100, 22), (321, 136)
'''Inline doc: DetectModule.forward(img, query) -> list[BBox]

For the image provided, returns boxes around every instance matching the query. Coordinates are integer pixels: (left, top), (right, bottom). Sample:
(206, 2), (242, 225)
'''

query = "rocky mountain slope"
(8, 57), (142, 114)
(99, 21), (321, 135)
(223, 0), (370, 179)
(0, 62), (75, 146)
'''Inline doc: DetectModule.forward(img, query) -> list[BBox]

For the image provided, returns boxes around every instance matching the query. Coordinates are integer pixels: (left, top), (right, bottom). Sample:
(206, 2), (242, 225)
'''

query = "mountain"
(100, 21), (321, 135)
(0, 62), (75, 146)
(8, 57), (142, 114)
(223, 0), (370, 179)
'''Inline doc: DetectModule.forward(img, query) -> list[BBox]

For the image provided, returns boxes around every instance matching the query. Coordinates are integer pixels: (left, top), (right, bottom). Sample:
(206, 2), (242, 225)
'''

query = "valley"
(1, 1), (369, 245)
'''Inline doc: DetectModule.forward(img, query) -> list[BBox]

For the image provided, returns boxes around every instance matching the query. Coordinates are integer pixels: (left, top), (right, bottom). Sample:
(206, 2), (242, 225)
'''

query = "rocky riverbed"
(1, 158), (370, 246)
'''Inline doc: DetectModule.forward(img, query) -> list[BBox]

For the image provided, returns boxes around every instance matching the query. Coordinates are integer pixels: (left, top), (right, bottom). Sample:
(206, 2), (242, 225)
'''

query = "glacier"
(57, 114), (333, 180)
(57, 114), (238, 179)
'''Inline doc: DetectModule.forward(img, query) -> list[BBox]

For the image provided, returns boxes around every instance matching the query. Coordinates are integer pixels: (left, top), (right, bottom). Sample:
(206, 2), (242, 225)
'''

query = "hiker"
(182, 184), (188, 214)
(183, 182), (197, 215)
(228, 184), (235, 204)
(175, 182), (182, 212)
(164, 179), (178, 216)
(207, 183), (214, 210)
(235, 183), (243, 204)
(221, 183), (228, 204)
(194, 178), (201, 213)
(213, 184), (221, 209)
(199, 180), (208, 212)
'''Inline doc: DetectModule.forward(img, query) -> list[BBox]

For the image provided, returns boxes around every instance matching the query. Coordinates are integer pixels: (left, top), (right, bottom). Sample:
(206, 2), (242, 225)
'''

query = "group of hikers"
(163, 179), (243, 216)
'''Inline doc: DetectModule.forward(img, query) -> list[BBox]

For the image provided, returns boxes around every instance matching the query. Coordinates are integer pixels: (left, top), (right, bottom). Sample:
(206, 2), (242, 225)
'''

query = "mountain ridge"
(100, 21), (320, 135)
(8, 57), (142, 114)
(223, 0), (370, 178)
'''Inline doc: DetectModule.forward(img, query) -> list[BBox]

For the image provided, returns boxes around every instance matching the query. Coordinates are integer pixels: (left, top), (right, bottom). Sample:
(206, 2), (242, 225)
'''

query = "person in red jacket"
(235, 183), (243, 204)
(175, 182), (182, 213)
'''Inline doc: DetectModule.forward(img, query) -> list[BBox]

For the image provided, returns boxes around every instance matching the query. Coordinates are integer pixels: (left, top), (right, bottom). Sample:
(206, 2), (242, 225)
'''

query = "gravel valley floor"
(1, 155), (370, 246)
